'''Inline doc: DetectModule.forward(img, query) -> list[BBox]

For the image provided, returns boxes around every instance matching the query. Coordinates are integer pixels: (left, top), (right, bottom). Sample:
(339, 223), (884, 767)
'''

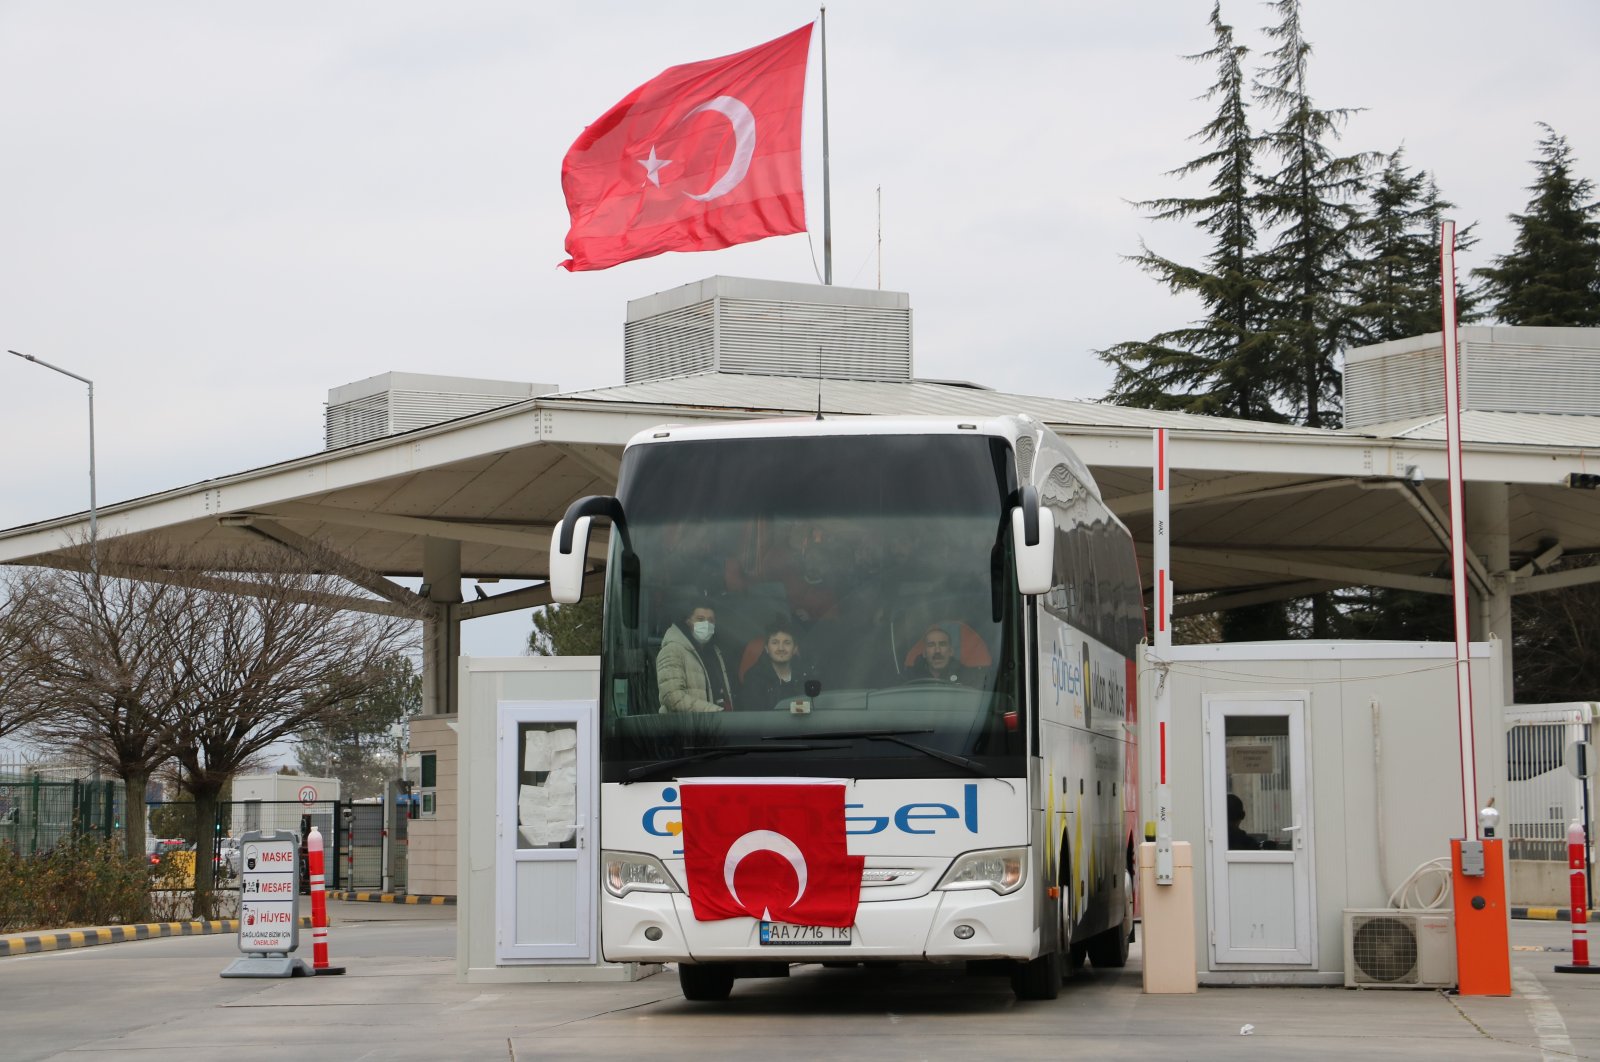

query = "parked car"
(147, 838), (187, 867)
(214, 837), (242, 879)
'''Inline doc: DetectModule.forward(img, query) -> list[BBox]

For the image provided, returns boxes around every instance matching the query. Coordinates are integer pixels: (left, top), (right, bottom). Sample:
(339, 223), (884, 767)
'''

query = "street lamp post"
(9, 349), (97, 568)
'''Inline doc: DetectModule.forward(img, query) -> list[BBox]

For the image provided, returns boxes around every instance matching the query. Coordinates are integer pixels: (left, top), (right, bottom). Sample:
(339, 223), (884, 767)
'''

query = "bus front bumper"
(601, 887), (1037, 964)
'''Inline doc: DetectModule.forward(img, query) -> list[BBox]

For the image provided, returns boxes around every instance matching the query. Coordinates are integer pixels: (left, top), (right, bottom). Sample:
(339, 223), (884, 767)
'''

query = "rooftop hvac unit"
(623, 276), (913, 385)
(1343, 909), (1456, 989)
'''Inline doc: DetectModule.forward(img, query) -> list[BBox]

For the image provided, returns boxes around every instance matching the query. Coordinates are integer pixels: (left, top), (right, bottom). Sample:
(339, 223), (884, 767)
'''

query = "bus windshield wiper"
(625, 743), (849, 783)
(766, 729), (1009, 783)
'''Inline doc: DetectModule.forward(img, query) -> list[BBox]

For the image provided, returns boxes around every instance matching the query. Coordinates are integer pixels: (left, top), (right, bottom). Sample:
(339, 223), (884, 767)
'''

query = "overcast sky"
(3, 1), (1597, 657)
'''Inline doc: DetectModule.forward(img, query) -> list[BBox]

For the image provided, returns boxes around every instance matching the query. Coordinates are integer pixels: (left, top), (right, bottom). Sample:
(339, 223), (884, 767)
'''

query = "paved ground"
(1, 904), (1595, 1061)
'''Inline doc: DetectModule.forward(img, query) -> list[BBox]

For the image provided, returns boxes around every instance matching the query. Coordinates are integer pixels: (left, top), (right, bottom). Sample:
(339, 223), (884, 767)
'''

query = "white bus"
(551, 414), (1142, 1001)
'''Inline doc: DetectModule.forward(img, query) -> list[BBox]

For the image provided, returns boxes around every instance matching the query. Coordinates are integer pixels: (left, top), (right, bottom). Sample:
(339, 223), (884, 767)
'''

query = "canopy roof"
(2, 372), (1597, 619)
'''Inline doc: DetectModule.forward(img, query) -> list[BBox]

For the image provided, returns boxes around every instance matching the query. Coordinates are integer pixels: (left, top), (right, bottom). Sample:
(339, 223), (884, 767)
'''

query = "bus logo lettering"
(647, 784), (980, 838)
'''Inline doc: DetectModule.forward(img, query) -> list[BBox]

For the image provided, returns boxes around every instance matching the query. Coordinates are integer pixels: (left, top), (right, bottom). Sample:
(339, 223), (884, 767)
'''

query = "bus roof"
(623, 414), (1037, 449)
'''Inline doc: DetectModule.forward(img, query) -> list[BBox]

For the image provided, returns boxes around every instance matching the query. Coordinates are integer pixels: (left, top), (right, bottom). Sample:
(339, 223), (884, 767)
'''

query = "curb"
(326, 891), (456, 905)
(1514, 906), (1574, 921)
(1, 916), (306, 957)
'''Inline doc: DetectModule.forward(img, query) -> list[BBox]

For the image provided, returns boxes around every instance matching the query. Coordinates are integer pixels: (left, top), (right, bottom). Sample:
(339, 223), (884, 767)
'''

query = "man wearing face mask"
(656, 601), (737, 713)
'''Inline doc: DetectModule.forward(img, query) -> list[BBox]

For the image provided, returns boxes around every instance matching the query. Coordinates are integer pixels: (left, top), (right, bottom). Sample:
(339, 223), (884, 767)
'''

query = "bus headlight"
(935, 847), (1027, 895)
(602, 851), (681, 897)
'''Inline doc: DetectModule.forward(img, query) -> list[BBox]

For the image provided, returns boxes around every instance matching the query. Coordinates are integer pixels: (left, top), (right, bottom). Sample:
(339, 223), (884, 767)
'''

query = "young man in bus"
(656, 601), (737, 713)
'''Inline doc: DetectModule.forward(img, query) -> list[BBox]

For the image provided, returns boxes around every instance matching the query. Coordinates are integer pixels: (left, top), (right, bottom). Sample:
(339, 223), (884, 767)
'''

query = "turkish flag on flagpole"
(680, 781), (864, 927)
(559, 24), (813, 272)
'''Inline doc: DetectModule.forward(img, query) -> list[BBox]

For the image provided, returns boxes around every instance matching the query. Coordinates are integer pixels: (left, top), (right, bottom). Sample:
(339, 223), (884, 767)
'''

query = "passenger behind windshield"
(905, 623), (988, 687)
(740, 619), (817, 711)
(656, 599), (737, 713)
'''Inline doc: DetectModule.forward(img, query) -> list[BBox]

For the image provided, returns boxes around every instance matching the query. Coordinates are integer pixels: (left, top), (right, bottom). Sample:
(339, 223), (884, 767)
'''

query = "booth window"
(515, 723), (579, 850)
(419, 751), (437, 818)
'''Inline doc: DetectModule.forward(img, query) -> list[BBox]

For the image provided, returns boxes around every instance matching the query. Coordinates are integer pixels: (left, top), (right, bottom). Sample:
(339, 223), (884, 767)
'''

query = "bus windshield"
(598, 432), (1026, 783)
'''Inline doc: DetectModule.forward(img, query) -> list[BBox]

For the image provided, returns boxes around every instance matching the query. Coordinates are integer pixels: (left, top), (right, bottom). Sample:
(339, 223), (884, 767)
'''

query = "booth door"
(496, 701), (595, 963)
(1204, 696), (1315, 966)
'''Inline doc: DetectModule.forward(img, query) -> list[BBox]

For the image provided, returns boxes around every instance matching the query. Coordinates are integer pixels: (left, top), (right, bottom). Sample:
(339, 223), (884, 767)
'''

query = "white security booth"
(456, 656), (660, 984)
(1140, 640), (1505, 986)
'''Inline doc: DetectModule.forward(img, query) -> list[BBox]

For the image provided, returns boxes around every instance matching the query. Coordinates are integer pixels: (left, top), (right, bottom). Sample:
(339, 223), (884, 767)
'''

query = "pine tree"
(1098, 3), (1281, 421)
(528, 597), (603, 656)
(1473, 125), (1600, 326)
(1251, 0), (1373, 429)
(1348, 148), (1479, 345)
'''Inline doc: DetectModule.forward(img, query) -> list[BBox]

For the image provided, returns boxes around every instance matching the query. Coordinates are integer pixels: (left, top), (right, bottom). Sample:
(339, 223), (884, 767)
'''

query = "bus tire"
(1012, 849), (1068, 1001)
(1087, 871), (1134, 969)
(1059, 836), (1084, 975)
(1010, 946), (1061, 1001)
(678, 963), (734, 1001)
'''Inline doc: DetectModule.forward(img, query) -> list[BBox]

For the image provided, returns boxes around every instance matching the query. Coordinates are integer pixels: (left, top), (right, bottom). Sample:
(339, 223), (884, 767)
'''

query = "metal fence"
(1505, 719), (1593, 862)
(0, 768), (126, 856)
(147, 797), (409, 892)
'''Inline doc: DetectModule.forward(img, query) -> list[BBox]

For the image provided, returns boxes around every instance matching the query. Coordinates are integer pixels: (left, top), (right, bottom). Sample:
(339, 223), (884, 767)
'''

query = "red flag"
(559, 25), (813, 272)
(680, 782), (863, 927)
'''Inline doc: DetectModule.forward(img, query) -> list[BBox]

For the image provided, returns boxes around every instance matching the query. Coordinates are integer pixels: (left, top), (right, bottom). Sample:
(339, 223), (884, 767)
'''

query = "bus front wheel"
(1011, 879), (1066, 1001)
(678, 963), (734, 1001)
(1086, 870), (1134, 969)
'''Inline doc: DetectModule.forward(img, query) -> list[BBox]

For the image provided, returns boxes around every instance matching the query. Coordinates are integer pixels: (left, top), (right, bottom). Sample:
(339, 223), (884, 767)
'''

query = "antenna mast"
(820, 6), (832, 285)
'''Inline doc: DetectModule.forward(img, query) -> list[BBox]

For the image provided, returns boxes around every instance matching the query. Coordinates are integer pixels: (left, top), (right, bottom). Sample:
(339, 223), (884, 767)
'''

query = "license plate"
(759, 921), (852, 945)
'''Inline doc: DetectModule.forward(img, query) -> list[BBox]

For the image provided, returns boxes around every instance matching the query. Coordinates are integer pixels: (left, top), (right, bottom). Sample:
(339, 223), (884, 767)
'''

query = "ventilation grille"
(1466, 341), (1600, 416)
(1350, 915), (1419, 983)
(326, 393), (391, 450)
(325, 374), (548, 449)
(623, 301), (717, 384)
(1343, 329), (1600, 427)
(1343, 347), (1445, 428)
(625, 289), (912, 384)
(715, 300), (911, 381)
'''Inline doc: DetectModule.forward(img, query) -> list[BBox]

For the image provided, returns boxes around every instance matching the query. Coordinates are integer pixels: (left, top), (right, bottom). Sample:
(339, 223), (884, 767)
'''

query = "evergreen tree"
(1473, 125), (1600, 326)
(1348, 148), (1479, 345)
(528, 597), (603, 656)
(1251, 0), (1373, 428)
(1098, 3), (1281, 421)
(293, 653), (421, 799)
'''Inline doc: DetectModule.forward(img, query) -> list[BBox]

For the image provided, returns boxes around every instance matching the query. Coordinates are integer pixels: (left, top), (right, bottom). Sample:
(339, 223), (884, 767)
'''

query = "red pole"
(1566, 821), (1589, 966)
(307, 826), (346, 975)
(1556, 820), (1600, 974)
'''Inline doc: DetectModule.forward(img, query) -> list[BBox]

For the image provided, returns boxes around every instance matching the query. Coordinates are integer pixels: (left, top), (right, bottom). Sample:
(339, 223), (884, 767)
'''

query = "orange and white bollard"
(306, 827), (346, 975)
(1556, 820), (1599, 974)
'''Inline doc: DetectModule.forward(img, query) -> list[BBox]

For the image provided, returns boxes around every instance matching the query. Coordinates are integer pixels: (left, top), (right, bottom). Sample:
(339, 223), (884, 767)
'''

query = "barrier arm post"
(1441, 220), (1510, 996)
(1152, 428), (1173, 885)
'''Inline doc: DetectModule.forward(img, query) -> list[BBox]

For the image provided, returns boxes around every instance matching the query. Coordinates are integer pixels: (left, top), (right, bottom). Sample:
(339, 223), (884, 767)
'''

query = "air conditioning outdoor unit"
(1343, 909), (1456, 989)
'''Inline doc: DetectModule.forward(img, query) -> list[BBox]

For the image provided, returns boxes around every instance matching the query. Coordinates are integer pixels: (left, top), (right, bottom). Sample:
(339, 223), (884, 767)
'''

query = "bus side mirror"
(550, 495), (625, 604)
(1011, 487), (1055, 596)
(550, 514), (591, 604)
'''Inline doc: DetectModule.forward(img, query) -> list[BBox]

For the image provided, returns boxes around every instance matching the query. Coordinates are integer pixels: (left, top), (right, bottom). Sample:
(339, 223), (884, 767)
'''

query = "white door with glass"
(1205, 695), (1314, 966)
(496, 701), (595, 963)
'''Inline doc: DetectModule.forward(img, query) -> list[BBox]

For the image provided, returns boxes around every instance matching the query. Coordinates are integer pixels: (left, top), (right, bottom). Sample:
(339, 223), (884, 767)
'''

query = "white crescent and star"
(635, 94), (756, 202)
(723, 829), (807, 911)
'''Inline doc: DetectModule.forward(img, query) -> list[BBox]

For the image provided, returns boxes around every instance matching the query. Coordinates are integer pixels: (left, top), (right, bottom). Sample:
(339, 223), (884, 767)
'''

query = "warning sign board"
(236, 831), (300, 954)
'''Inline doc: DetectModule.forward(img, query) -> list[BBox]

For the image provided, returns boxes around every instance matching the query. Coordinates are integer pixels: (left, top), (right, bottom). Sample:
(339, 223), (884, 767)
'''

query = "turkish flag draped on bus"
(680, 781), (863, 927)
(558, 24), (813, 272)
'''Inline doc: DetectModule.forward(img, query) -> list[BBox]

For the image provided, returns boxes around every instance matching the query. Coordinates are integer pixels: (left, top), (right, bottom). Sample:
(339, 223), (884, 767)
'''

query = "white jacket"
(655, 623), (734, 713)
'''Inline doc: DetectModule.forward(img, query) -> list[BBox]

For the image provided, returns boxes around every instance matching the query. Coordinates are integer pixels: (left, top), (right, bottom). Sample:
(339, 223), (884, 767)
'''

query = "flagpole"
(820, 6), (833, 285)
